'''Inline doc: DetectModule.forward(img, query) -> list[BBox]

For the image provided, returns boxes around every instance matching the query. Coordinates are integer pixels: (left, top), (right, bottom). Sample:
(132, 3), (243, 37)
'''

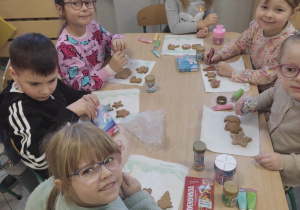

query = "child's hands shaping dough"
(66, 94), (100, 120)
(255, 152), (285, 171)
(197, 27), (208, 38)
(216, 62), (233, 78)
(112, 38), (127, 52)
(120, 172), (141, 199)
(203, 13), (218, 27)
(109, 51), (128, 73)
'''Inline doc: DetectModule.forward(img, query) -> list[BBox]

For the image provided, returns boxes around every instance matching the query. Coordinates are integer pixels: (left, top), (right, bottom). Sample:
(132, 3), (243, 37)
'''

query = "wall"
(96, 0), (255, 34)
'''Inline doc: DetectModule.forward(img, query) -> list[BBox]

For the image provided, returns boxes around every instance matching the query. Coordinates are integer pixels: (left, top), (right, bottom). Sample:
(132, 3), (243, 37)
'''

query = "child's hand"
(109, 51), (128, 73)
(203, 13), (218, 27)
(204, 53), (221, 64)
(112, 38), (127, 52)
(197, 27), (208, 38)
(255, 152), (285, 171)
(120, 172), (141, 199)
(235, 98), (248, 115)
(216, 61), (233, 77)
(66, 94), (100, 120)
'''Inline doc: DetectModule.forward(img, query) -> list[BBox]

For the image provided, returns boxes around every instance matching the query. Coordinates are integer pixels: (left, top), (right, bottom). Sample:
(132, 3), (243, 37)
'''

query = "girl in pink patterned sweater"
(205, 0), (298, 92)
(55, 0), (128, 91)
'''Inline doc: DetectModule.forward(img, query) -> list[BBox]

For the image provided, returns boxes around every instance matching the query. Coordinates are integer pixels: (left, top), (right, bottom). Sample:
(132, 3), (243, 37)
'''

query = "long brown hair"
(180, 0), (214, 11)
(43, 122), (121, 210)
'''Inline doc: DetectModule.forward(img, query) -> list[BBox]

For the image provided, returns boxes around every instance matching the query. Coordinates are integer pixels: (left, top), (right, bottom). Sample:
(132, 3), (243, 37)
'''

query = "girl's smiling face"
(278, 41), (300, 102)
(255, 0), (296, 37)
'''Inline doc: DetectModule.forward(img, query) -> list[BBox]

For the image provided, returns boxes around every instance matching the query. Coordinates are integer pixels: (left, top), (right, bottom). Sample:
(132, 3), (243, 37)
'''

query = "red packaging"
(183, 176), (215, 210)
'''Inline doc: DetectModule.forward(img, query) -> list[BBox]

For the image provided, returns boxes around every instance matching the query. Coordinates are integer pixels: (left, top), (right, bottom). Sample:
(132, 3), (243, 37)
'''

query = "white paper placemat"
(106, 59), (156, 86)
(162, 35), (204, 56)
(123, 155), (189, 210)
(200, 105), (260, 157)
(92, 89), (140, 124)
(200, 57), (250, 92)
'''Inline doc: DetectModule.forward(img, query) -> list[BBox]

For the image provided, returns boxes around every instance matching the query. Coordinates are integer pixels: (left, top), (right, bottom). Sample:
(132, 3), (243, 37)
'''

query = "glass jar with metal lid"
(196, 46), (205, 62)
(193, 141), (206, 171)
(222, 180), (239, 207)
(145, 74), (156, 93)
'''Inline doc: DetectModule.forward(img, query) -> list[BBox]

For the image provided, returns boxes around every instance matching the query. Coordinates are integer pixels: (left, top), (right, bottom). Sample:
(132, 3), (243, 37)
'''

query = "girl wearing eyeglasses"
(25, 123), (161, 210)
(205, 0), (299, 92)
(235, 31), (300, 187)
(54, 0), (128, 91)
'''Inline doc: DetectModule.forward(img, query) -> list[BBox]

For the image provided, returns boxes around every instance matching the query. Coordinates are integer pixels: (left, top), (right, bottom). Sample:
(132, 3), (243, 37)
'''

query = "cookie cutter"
(216, 96), (227, 105)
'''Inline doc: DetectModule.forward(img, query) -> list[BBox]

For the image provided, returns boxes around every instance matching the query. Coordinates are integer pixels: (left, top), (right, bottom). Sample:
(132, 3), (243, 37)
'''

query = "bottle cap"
(223, 181), (239, 196)
(196, 46), (205, 52)
(145, 74), (155, 83)
(213, 25), (226, 35)
(193, 141), (206, 153)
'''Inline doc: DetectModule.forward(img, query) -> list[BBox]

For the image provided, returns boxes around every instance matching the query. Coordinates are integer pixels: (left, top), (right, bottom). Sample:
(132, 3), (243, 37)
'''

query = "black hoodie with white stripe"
(0, 79), (88, 170)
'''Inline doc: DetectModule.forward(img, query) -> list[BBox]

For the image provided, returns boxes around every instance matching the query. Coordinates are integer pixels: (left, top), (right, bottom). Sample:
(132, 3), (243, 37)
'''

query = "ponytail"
(46, 187), (60, 210)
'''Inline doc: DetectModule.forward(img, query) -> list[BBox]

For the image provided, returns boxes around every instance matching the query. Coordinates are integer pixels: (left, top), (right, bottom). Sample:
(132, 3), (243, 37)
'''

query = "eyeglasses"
(279, 64), (300, 78)
(68, 153), (122, 184)
(63, 0), (96, 10)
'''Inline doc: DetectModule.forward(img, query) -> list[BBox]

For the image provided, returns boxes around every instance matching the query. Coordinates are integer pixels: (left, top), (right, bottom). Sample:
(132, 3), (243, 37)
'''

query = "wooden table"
(99, 33), (288, 210)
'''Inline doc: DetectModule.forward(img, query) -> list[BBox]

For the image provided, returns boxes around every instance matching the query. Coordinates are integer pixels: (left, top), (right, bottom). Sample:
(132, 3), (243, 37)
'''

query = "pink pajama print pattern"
(56, 19), (124, 91)
(218, 20), (295, 92)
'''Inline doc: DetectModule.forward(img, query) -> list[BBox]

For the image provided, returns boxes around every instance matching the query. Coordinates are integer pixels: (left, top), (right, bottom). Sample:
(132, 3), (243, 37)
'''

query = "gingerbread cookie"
(205, 72), (216, 78)
(192, 44), (202, 49)
(182, 44), (191, 50)
(168, 44), (179, 50)
(224, 115), (241, 125)
(231, 131), (252, 147)
(157, 191), (173, 209)
(116, 109), (130, 118)
(203, 66), (215, 71)
(103, 103), (113, 111)
(225, 122), (243, 134)
(112, 101), (123, 109)
(130, 76), (142, 83)
(210, 79), (221, 88)
(143, 188), (152, 195)
(115, 68), (132, 79)
(136, 66), (148, 74)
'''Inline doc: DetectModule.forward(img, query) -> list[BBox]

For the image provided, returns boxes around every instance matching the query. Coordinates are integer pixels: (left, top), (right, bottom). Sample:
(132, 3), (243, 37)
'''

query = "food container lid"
(215, 154), (236, 171)
(213, 25), (226, 35)
(223, 180), (239, 196)
(145, 74), (155, 83)
(196, 46), (205, 52)
(193, 141), (206, 153)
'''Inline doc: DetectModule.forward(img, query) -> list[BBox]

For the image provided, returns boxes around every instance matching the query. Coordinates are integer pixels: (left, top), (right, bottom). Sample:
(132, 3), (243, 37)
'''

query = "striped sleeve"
(8, 101), (48, 170)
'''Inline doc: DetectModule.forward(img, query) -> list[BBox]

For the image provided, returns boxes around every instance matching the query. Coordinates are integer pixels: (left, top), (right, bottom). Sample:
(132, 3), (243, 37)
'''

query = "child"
(55, 0), (128, 91)
(165, 0), (217, 37)
(25, 123), (161, 210)
(0, 33), (100, 179)
(205, 0), (298, 92)
(235, 31), (300, 187)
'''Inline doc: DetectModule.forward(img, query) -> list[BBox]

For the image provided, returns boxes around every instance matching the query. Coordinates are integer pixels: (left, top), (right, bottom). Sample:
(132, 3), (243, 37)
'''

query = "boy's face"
(9, 67), (58, 101)
(278, 41), (300, 102)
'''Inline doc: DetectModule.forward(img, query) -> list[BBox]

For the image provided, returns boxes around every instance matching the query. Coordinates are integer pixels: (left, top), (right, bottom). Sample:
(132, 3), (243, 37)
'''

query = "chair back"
(1, 60), (11, 91)
(137, 4), (168, 33)
(0, 0), (61, 57)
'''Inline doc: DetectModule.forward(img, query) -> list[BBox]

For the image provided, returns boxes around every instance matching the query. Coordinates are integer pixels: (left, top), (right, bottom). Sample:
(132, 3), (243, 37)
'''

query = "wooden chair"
(0, 0), (61, 57)
(252, 0), (300, 29)
(137, 4), (168, 33)
(1, 60), (11, 92)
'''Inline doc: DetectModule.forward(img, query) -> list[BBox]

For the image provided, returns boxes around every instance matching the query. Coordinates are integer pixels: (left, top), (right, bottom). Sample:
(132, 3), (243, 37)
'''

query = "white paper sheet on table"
(162, 35), (204, 56)
(200, 57), (250, 92)
(123, 155), (189, 210)
(200, 105), (260, 157)
(106, 59), (156, 86)
(92, 89), (140, 124)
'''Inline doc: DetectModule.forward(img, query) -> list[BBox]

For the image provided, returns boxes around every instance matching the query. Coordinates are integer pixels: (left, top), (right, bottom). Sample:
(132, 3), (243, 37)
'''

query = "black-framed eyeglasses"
(63, 0), (97, 10)
(279, 64), (300, 78)
(68, 153), (122, 184)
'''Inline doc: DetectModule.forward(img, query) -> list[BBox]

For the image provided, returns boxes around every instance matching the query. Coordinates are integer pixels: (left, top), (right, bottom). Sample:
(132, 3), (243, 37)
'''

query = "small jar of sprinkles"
(193, 141), (206, 171)
(222, 180), (239, 207)
(196, 46), (205, 62)
(214, 154), (237, 184)
(145, 74), (156, 93)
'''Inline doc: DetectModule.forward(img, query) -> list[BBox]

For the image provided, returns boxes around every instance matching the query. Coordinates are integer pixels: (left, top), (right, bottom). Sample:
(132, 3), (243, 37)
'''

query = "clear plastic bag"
(121, 110), (165, 152)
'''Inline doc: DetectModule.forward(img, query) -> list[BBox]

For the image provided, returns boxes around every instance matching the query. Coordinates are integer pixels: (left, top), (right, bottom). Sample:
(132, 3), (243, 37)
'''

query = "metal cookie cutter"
(216, 96), (227, 105)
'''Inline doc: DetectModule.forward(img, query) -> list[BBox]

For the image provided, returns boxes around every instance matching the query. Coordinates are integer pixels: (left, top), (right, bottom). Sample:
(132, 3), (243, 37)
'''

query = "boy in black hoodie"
(0, 33), (100, 179)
